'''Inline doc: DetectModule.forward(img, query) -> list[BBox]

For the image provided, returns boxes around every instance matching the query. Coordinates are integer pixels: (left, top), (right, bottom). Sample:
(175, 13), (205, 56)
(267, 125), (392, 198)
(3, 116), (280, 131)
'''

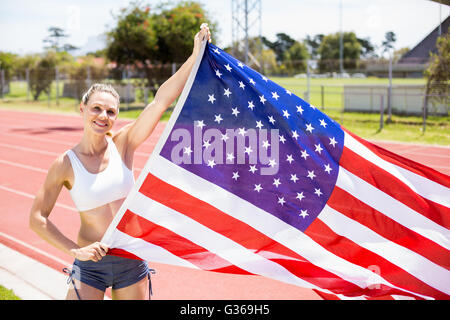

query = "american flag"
(102, 41), (450, 300)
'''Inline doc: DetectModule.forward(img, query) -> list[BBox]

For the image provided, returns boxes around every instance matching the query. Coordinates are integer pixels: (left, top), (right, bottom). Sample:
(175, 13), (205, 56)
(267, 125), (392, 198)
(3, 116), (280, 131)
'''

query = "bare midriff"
(77, 197), (125, 247)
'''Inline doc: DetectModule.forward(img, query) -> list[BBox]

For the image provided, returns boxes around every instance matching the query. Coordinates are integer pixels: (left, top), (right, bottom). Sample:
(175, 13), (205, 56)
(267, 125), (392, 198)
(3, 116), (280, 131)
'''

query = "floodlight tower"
(231, 0), (262, 67)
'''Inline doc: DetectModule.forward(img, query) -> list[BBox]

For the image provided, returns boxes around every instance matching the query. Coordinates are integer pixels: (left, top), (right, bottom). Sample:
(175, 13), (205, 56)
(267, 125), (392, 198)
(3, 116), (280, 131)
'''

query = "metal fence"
(0, 66), (448, 134)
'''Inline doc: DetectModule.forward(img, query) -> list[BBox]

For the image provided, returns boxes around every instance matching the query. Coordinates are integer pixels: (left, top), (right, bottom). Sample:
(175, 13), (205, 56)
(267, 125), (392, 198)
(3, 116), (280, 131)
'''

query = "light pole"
(339, 0), (344, 75)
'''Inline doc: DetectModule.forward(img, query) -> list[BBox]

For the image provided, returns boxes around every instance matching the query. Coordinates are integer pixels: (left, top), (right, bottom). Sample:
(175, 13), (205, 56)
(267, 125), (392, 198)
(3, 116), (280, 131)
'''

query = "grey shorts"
(65, 255), (154, 295)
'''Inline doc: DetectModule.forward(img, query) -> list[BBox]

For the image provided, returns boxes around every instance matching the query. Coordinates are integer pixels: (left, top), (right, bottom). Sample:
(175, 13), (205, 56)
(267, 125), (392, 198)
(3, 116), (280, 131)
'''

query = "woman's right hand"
(71, 242), (109, 262)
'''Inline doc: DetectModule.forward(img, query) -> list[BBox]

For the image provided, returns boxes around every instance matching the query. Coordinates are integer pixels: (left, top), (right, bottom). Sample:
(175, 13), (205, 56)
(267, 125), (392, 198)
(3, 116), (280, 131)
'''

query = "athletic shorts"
(66, 255), (152, 293)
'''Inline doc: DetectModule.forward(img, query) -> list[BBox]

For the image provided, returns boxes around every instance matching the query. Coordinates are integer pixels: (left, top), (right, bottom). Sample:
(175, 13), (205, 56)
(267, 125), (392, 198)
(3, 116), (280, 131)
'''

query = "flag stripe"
(305, 218), (429, 299)
(147, 155), (420, 291)
(319, 207), (448, 299)
(340, 146), (450, 229)
(126, 188), (327, 291)
(138, 172), (366, 295)
(108, 248), (150, 260)
(344, 129), (450, 190)
(101, 42), (450, 300)
(328, 186), (450, 269)
(344, 131), (450, 207)
(319, 206), (450, 296)
(117, 209), (253, 274)
(336, 167), (450, 250)
(107, 229), (201, 269)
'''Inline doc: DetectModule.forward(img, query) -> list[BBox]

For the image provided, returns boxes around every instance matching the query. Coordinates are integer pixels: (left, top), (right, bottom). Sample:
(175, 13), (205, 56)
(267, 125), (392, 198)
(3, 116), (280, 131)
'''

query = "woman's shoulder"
(46, 150), (75, 184)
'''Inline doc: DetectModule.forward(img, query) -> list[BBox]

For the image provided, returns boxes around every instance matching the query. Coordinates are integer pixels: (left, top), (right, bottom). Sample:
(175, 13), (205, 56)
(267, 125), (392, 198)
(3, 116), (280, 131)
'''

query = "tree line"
(0, 0), (447, 104)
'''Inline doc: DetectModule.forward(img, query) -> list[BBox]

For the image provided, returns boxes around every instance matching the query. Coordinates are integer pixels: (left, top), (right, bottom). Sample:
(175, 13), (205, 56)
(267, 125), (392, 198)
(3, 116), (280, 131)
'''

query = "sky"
(0, 0), (448, 56)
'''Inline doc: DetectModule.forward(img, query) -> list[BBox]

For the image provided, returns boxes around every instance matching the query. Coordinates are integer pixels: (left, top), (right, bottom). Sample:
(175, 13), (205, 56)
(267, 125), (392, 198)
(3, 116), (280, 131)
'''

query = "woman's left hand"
(192, 23), (211, 57)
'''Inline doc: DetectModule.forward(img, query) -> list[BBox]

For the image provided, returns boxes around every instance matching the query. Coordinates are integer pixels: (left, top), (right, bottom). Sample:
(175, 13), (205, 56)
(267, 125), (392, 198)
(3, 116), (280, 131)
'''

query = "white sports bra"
(66, 137), (135, 212)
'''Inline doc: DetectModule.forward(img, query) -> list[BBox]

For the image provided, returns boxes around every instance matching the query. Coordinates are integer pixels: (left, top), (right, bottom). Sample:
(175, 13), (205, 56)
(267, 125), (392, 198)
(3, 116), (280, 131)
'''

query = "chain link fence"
(0, 60), (448, 133)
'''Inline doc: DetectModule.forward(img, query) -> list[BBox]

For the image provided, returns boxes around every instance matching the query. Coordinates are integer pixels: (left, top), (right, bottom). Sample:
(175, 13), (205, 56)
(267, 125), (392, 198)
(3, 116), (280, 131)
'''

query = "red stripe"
(116, 209), (253, 274)
(328, 186), (450, 270)
(313, 290), (341, 300)
(305, 219), (440, 299)
(108, 248), (144, 260)
(138, 173), (367, 295)
(366, 295), (395, 300)
(313, 290), (397, 300)
(343, 128), (450, 188)
(340, 145), (450, 229)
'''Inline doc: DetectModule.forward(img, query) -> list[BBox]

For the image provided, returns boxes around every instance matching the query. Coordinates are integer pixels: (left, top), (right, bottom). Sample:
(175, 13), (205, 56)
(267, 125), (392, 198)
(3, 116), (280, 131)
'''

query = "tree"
(262, 33), (296, 63)
(283, 41), (310, 75)
(0, 52), (18, 89)
(357, 37), (377, 58)
(106, 4), (158, 67)
(28, 51), (73, 101)
(106, 1), (216, 86)
(381, 31), (396, 56)
(43, 26), (78, 53)
(65, 56), (109, 100)
(304, 34), (324, 60)
(226, 36), (266, 71)
(317, 32), (362, 72)
(393, 47), (410, 63)
(260, 48), (278, 75)
(152, 1), (217, 63)
(424, 28), (449, 114)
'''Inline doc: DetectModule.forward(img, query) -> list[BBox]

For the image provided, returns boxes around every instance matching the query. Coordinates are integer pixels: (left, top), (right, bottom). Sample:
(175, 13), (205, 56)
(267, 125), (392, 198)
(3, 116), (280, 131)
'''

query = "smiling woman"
(28, 24), (212, 300)
(81, 84), (120, 137)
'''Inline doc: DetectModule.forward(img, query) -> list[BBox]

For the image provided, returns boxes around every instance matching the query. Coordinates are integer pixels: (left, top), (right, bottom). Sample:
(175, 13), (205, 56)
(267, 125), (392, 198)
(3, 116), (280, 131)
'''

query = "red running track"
(1, 109), (449, 300)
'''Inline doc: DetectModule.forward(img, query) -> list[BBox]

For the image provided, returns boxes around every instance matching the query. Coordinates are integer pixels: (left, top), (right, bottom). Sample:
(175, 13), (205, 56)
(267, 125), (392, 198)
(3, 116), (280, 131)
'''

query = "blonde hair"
(82, 83), (120, 137)
(81, 83), (120, 107)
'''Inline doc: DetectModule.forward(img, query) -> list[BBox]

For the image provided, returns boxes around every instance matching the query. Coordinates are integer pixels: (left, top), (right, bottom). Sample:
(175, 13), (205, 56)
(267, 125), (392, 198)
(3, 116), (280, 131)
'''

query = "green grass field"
(0, 285), (20, 300)
(1, 77), (448, 146)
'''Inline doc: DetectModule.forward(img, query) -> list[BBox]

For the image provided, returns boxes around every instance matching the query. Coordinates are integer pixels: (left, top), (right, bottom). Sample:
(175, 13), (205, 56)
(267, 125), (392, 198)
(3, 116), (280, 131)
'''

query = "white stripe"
(126, 191), (321, 291)
(344, 133), (450, 208)
(145, 155), (426, 296)
(0, 185), (77, 212)
(0, 142), (59, 156)
(108, 229), (200, 270)
(0, 159), (47, 173)
(0, 130), (74, 147)
(319, 205), (450, 295)
(0, 231), (71, 267)
(336, 167), (450, 250)
(391, 295), (416, 300)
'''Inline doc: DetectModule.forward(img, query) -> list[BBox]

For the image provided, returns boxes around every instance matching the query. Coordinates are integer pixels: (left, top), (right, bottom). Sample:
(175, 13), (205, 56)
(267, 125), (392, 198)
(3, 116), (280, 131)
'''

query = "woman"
(29, 25), (211, 300)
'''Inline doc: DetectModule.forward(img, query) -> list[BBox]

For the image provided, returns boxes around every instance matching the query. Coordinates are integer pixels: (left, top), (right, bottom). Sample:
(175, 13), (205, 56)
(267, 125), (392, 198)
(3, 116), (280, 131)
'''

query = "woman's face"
(81, 91), (119, 135)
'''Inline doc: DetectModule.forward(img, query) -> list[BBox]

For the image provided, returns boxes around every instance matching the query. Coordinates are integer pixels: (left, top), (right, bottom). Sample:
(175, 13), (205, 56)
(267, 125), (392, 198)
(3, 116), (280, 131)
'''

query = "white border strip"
(108, 229), (200, 270)
(335, 167), (450, 250)
(344, 133), (450, 207)
(319, 206), (450, 295)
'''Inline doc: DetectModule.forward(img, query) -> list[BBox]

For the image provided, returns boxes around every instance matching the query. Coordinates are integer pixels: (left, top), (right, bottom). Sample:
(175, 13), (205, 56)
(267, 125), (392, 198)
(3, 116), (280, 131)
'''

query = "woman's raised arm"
(117, 25), (211, 153)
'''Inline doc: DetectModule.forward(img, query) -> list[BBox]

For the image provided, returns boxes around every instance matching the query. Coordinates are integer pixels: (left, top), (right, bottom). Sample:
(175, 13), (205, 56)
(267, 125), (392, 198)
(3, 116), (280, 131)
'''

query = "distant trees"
(261, 33), (309, 75)
(381, 31), (397, 56)
(27, 51), (73, 101)
(106, 1), (217, 86)
(43, 26), (78, 53)
(230, 30), (382, 76)
(0, 52), (17, 86)
(317, 32), (362, 73)
(424, 28), (449, 111)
